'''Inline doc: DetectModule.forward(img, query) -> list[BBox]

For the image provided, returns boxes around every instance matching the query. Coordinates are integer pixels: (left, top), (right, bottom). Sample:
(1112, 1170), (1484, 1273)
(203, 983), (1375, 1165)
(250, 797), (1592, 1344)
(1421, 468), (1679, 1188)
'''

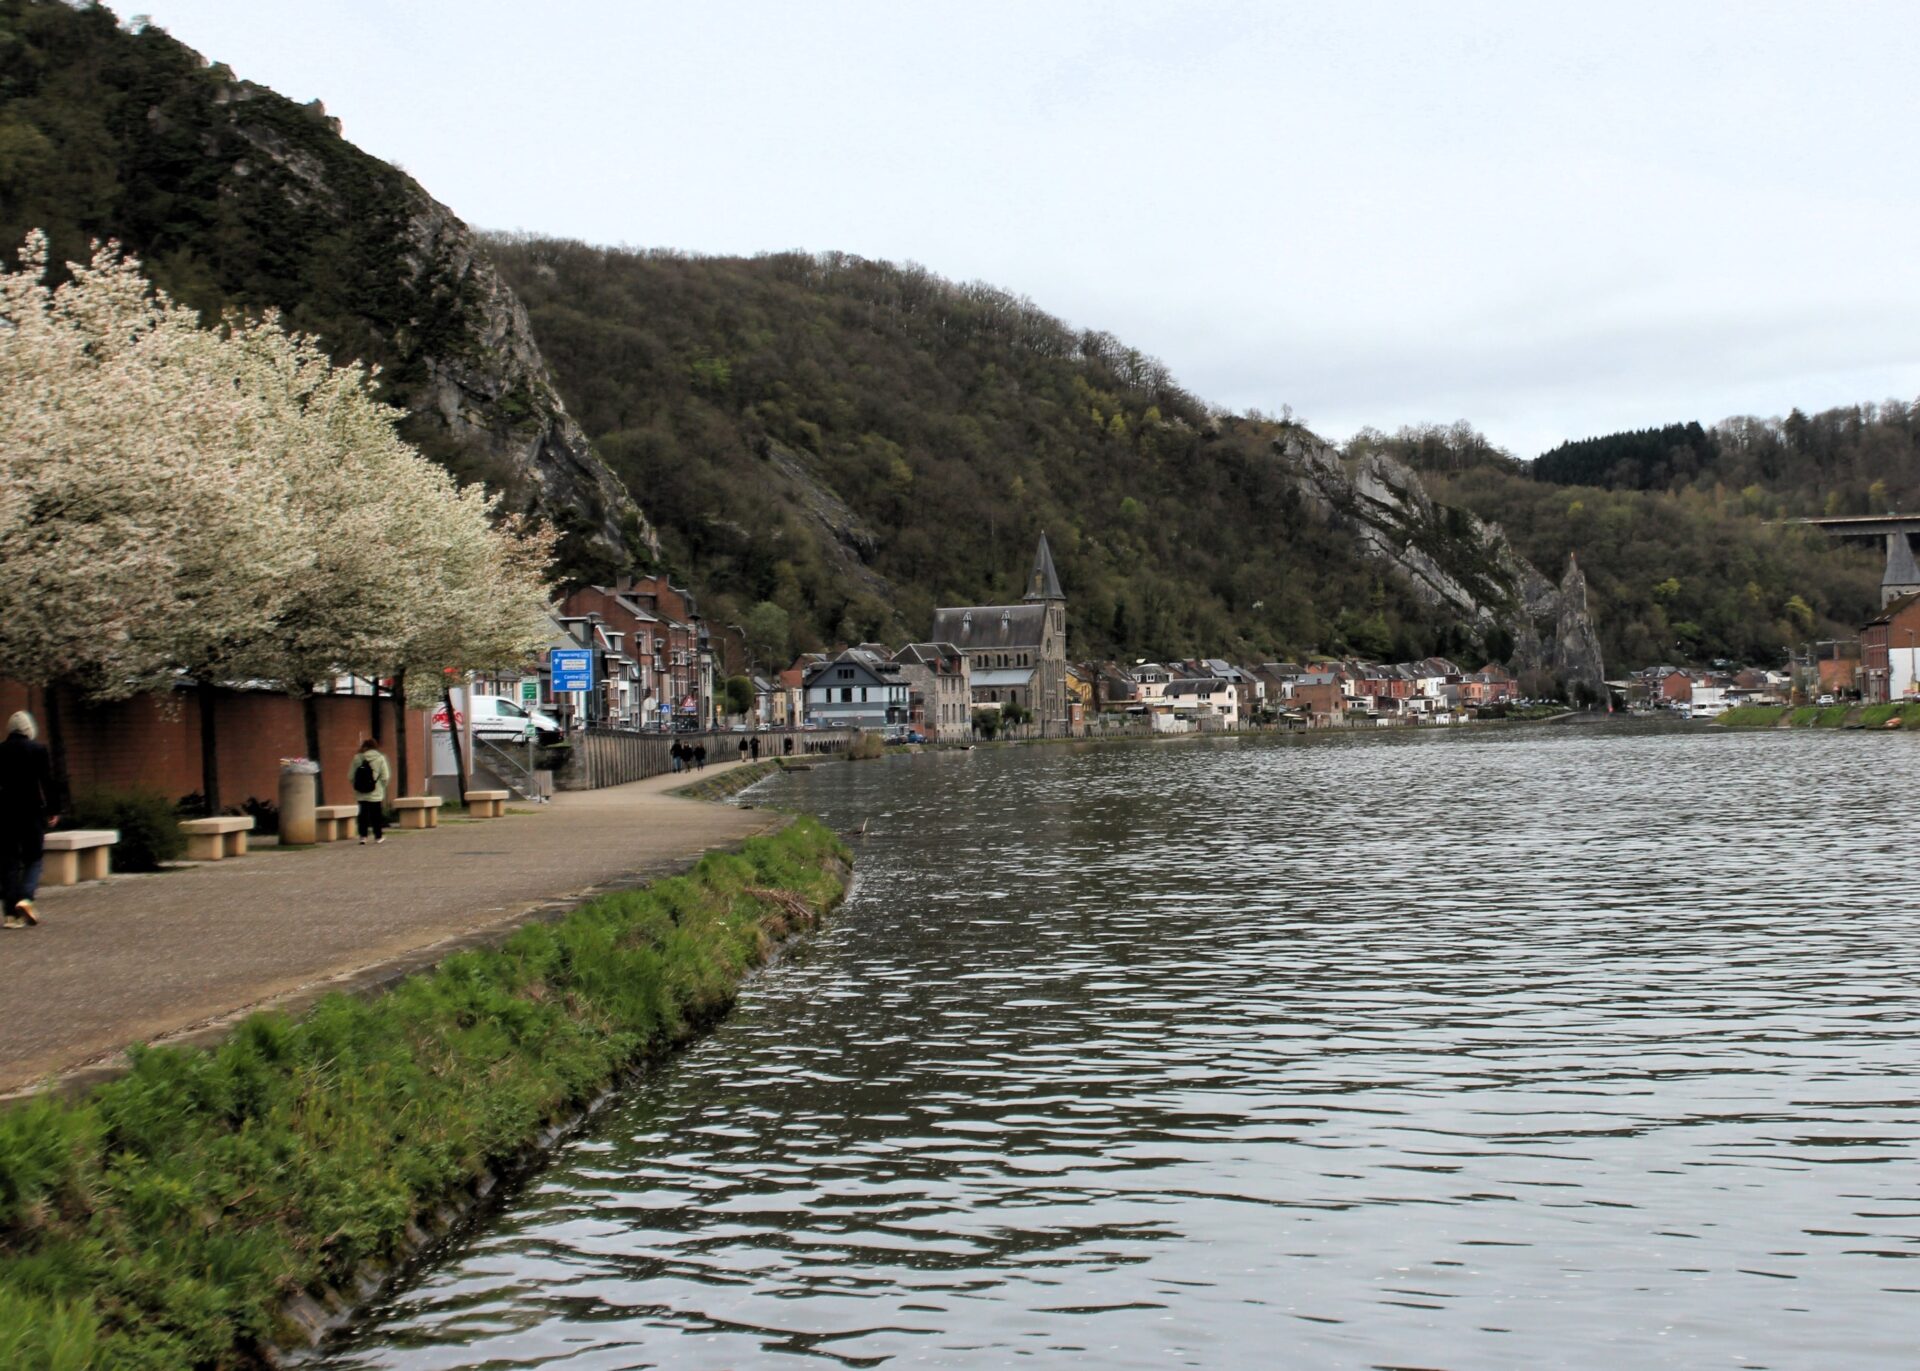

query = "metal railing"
(556, 727), (859, 791)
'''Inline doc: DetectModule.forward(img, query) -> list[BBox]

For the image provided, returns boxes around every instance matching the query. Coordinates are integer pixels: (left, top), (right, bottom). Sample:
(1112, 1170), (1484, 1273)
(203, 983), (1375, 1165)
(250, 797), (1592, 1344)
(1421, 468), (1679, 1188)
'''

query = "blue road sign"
(550, 649), (593, 692)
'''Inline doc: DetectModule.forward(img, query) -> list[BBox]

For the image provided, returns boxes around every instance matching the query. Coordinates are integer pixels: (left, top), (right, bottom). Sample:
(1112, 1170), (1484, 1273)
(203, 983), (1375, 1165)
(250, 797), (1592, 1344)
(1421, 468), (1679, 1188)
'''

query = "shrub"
(238, 796), (279, 836)
(67, 788), (186, 872)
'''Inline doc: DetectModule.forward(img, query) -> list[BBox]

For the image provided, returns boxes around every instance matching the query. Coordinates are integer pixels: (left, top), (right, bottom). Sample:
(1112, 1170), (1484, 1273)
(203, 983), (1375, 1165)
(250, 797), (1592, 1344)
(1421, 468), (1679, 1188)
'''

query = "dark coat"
(0, 733), (56, 863)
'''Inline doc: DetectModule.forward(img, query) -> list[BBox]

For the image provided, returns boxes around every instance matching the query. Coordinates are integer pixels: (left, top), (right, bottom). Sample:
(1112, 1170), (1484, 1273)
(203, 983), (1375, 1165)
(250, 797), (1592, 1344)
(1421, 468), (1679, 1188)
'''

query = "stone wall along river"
(322, 723), (1920, 1369)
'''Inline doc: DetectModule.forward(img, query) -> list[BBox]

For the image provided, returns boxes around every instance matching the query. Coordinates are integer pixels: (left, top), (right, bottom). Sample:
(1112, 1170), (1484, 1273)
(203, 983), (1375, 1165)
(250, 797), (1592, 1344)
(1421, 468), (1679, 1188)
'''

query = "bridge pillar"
(1884, 532), (1920, 606)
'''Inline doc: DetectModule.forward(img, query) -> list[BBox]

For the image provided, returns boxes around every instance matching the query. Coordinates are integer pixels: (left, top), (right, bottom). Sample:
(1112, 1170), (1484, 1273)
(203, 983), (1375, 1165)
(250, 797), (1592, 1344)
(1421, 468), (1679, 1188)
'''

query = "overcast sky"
(134, 1), (1920, 458)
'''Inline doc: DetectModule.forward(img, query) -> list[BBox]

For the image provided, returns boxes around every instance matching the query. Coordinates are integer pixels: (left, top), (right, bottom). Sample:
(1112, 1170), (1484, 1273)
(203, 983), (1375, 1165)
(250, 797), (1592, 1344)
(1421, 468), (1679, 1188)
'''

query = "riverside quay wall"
(556, 726), (858, 789)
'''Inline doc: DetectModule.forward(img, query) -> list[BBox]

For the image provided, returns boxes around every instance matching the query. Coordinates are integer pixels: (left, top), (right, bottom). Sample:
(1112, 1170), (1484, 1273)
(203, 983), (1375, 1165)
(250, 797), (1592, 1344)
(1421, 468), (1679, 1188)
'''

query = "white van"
(432, 694), (564, 744)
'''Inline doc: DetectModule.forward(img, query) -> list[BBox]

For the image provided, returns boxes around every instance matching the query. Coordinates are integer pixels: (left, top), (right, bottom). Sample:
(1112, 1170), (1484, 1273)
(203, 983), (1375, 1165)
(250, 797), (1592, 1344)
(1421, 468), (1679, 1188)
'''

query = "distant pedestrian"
(351, 737), (390, 845)
(750, 736), (760, 761)
(694, 741), (707, 771)
(670, 740), (685, 773)
(783, 735), (793, 756)
(0, 711), (57, 928)
(738, 737), (749, 762)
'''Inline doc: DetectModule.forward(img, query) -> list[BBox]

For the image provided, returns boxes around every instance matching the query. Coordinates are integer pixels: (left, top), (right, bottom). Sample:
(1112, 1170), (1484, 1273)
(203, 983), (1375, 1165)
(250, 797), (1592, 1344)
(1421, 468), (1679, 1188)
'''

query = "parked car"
(432, 694), (564, 744)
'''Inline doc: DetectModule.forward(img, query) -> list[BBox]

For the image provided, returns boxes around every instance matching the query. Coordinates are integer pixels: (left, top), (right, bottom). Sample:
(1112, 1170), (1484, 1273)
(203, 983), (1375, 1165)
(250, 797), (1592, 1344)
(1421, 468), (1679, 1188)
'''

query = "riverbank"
(0, 761), (789, 1100)
(1716, 701), (1920, 729)
(0, 817), (849, 1370)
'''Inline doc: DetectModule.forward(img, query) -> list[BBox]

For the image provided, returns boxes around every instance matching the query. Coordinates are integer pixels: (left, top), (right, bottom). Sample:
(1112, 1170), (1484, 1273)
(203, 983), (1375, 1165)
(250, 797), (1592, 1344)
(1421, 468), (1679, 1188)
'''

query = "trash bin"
(279, 758), (320, 845)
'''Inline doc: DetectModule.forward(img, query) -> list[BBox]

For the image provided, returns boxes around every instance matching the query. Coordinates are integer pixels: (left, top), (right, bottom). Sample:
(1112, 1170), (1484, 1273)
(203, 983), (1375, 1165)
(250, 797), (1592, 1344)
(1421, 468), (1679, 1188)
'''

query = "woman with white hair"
(0, 710), (58, 928)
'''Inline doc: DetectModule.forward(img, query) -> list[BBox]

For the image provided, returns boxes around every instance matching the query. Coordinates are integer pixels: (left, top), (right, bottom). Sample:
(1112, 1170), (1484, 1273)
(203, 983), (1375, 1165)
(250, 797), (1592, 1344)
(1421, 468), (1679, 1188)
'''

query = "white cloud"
(138, 0), (1920, 459)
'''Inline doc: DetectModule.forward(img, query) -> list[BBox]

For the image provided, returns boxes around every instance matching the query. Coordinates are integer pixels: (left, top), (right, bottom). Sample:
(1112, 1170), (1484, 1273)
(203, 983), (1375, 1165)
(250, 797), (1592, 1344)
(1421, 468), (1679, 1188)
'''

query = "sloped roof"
(930, 604), (1049, 648)
(971, 667), (1036, 688)
(1025, 532), (1064, 602)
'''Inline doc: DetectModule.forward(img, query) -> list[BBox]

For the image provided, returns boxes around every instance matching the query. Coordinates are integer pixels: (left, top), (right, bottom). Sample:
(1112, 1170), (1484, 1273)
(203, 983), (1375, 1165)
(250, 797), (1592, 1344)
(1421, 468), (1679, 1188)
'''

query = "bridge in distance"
(1787, 515), (1920, 605)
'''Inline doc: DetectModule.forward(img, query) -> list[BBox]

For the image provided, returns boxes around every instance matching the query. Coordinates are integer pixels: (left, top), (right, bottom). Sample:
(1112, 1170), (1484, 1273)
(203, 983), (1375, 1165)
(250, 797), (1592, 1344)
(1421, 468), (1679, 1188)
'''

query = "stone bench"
(391, 796), (443, 830)
(314, 804), (360, 842)
(463, 789), (509, 819)
(42, 829), (118, 885)
(178, 815), (254, 861)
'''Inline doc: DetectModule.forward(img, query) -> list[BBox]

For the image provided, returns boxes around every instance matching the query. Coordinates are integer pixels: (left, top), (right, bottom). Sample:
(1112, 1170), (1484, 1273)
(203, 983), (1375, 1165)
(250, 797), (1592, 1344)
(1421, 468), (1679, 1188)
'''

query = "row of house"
(1634, 665), (1793, 719)
(1085, 657), (1522, 729)
(779, 647), (1536, 739)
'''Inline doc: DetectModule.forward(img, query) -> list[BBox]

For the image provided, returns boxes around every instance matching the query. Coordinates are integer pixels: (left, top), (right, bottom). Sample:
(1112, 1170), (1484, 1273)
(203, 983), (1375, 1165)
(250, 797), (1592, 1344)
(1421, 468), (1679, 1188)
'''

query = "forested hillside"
(488, 236), (1519, 665)
(1349, 426), (1880, 668)
(1532, 405), (1920, 517)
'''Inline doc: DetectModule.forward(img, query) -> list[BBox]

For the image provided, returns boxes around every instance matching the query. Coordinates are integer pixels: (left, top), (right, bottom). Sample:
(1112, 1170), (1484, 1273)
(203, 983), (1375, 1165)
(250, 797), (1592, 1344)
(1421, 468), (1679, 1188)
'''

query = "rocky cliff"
(0, 0), (653, 581)
(1279, 436), (1607, 684)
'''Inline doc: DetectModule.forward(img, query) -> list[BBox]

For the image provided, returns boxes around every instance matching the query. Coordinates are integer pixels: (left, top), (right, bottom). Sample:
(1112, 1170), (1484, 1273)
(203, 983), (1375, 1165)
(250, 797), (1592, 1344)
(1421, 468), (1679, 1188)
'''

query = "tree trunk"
(393, 669), (410, 798)
(370, 675), (383, 744)
(441, 676), (468, 801)
(196, 678), (220, 816)
(41, 682), (71, 815)
(302, 688), (324, 806)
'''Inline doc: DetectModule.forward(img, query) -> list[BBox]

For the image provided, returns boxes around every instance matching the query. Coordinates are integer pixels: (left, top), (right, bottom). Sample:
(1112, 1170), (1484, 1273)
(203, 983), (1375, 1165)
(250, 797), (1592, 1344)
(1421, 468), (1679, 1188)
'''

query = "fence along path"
(565, 728), (856, 790)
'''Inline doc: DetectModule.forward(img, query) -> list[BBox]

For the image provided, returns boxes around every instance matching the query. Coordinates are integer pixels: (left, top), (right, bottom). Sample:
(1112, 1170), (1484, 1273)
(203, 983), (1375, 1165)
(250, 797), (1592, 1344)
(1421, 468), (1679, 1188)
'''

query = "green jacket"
(351, 749), (390, 802)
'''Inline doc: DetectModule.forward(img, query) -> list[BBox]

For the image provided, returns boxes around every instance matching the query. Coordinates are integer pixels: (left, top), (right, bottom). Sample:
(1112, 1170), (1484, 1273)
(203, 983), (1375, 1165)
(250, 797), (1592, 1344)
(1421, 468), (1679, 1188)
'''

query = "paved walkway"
(0, 761), (783, 1097)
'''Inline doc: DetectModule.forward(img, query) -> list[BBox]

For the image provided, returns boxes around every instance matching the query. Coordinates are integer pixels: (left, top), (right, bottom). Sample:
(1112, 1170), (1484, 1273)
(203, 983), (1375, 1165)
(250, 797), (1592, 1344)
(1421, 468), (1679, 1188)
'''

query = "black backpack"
(352, 756), (377, 793)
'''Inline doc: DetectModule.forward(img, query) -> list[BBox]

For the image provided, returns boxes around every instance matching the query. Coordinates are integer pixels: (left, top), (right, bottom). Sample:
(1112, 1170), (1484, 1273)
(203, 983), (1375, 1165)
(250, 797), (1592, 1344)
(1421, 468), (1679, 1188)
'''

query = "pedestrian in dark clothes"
(694, 741), (706, 771)
(671, 740), (684, 773)
(750, 736), (760, 761)
(783, 735), (793, 756)
(0, 711), (58, 928)
(738, 737), (749, 762)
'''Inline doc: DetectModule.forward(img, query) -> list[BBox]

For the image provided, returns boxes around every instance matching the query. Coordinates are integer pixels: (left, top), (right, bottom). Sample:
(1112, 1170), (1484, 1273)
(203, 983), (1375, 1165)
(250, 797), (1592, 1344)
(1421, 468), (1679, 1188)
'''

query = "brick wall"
(0, 681), (429, 810)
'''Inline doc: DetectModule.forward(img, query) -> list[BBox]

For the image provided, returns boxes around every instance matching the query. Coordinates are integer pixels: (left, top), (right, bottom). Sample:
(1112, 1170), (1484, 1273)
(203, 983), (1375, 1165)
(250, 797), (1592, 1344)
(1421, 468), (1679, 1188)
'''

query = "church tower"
(1025, 532), (1068, 734)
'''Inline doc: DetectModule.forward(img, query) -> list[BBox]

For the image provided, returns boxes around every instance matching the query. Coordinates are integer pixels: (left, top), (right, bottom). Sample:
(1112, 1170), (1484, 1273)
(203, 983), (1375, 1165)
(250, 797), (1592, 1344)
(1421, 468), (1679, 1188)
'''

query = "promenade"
(0, 761), (782, 1098)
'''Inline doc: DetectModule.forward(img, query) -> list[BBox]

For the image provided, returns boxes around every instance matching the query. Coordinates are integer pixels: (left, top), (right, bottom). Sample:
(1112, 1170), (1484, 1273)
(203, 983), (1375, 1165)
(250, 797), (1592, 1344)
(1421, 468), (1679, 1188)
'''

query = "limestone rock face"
(222, 94), (656, 579)
(1277, 435), (1605, 682)
(1550, 554), (1608, 691)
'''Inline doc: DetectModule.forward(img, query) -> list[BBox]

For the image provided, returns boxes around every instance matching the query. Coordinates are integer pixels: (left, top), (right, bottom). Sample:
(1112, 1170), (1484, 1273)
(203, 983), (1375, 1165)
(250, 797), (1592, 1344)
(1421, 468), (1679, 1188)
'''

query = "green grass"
(1716, 705), (1788, 728)
(1858, 702), (1920, 728)
(0, 819), (847, 1369)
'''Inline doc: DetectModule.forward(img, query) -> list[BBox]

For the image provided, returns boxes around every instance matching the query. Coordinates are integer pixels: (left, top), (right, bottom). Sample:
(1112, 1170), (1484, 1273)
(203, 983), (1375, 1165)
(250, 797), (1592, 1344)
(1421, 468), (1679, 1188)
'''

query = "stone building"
(928, 534), (1069, 735)
(896, 642), (973, 743)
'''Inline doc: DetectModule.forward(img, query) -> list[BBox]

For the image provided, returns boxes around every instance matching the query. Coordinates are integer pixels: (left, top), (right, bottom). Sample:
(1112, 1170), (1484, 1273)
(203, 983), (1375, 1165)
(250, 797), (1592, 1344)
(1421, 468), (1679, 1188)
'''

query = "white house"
(802, 648), (910, 731)
(1165, 677), (1239, 727)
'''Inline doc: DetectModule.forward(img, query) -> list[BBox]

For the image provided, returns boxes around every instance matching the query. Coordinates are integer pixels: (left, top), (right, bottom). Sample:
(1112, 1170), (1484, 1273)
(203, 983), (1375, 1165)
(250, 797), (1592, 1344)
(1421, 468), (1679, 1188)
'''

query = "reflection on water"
(321, 724), (1920, 1369)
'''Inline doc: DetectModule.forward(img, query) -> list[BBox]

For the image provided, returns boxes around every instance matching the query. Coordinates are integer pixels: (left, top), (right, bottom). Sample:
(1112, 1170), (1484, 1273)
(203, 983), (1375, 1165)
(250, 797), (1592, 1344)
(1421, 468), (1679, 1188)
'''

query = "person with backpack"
(351, 738), (390, 844)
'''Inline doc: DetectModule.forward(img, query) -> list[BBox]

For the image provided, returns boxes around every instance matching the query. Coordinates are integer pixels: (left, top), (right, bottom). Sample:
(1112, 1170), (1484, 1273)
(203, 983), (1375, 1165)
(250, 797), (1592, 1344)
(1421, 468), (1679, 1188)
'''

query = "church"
(928, 534), (1069, 735)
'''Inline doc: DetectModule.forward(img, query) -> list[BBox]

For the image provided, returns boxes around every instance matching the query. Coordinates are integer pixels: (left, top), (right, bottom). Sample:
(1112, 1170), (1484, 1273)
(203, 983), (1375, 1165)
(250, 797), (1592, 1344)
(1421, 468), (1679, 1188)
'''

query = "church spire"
(1025, 531), (1064, 602)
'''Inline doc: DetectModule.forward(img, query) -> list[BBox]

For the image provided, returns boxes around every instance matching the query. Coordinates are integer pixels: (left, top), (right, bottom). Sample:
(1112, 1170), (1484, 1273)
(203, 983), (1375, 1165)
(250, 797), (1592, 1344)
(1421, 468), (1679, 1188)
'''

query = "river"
(320, 723), (1920, 1369)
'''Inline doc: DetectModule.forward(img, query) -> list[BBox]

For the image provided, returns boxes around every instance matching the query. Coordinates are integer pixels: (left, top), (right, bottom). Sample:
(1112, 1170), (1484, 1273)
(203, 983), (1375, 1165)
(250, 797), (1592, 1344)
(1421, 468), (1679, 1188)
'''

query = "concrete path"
(0, 761), (784, 1098)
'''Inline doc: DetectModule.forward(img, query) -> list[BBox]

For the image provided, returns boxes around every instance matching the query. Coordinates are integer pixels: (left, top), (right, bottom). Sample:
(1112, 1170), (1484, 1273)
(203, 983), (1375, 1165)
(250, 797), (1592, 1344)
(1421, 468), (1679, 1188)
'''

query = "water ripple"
(321, 724), (1920, 1369)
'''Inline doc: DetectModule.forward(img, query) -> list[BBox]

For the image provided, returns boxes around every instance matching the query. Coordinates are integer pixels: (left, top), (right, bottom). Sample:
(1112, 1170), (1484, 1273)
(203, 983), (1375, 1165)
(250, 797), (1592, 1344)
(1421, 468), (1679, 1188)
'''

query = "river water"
(321, 724), (1920, 1369)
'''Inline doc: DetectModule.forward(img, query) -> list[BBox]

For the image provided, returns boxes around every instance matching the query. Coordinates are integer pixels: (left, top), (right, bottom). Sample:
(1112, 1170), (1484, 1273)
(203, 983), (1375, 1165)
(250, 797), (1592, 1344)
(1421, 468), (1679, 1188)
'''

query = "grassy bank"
(1717, 702), (1920, 729)
(669, 758), (787, 801)
(0, 819), (848, 1369)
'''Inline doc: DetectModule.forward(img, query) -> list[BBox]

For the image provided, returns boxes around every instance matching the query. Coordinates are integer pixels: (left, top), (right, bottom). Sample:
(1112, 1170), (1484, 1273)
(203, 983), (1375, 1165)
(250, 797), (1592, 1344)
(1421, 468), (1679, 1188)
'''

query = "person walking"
(693, 741), (707, 771)
(0, 711), (57, 928)
(350, 737), (390, 845)
(750, 736), (760, 761)
(738, 736), (749, 763)
(671, 739), (684, 773)
(783, 735), (793, 756)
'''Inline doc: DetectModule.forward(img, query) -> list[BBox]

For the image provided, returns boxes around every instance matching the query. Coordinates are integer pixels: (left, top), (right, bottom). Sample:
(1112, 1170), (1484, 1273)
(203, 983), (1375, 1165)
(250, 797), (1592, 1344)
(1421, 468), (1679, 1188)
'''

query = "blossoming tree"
(0, 232), (557, 809)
